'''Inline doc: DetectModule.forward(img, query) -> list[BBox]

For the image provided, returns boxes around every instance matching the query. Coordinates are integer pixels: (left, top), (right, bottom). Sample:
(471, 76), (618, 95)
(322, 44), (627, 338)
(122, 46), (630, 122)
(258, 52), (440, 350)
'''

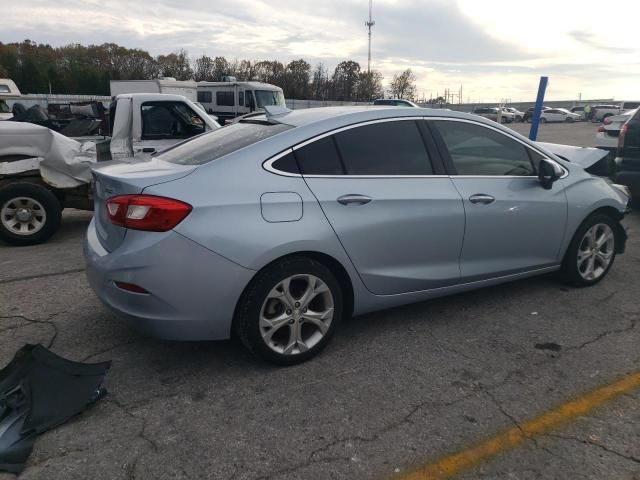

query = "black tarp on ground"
(0, 345), (110, 474)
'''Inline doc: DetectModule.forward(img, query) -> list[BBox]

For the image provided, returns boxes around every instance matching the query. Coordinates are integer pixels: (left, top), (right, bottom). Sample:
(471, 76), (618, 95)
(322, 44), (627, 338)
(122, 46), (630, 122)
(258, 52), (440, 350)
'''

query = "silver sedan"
(85, 107), (630, 364)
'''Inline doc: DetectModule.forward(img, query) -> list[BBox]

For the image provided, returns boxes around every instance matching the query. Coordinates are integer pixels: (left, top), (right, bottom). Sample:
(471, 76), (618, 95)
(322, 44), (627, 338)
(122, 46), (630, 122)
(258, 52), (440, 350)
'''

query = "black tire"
(560, 213), (620, 287)
(234, 256), (343, 365)
(540, 117), (547, 123)
(0, 182), (62, 246)
(564, 117), (574, 123)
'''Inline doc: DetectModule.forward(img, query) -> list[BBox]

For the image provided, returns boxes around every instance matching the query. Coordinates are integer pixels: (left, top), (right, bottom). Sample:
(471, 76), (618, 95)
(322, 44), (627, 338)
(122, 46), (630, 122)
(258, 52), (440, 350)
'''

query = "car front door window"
(432, 120), (535, 176)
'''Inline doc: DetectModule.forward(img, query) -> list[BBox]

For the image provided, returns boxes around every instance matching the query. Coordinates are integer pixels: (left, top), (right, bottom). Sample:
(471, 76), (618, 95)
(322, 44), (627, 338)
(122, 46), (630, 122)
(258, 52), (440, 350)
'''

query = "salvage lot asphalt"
(1, 121), (639, 479)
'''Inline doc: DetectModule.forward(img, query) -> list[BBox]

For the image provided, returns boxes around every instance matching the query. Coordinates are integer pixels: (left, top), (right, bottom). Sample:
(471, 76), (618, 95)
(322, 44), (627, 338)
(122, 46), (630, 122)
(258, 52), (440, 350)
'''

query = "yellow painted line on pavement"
(396, 371), (640, 480)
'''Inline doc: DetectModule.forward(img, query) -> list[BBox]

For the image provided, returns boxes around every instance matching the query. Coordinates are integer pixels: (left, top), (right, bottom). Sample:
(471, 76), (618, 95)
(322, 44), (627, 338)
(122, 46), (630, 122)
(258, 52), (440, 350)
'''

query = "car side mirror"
(538, 159), (563, 190)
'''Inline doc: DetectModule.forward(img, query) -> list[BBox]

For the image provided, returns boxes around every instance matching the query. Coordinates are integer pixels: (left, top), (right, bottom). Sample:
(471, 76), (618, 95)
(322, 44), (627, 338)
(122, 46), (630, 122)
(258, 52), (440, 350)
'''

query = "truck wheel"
(0, 183), (62, 246)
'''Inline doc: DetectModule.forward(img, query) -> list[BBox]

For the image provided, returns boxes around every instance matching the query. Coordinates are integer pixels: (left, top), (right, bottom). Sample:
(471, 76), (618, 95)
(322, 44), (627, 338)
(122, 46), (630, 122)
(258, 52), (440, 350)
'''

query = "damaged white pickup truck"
(0, 93), (219, 245)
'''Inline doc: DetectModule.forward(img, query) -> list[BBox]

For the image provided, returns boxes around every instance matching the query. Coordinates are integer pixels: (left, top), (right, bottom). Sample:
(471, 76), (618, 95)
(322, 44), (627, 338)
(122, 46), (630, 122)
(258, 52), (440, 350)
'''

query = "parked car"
(615, 108), (640, 199)
(592, 105), (621, 122)
(503, 107), (524, 122)
(373, 98), (419, 107)
(85, 106), (629, 365)
(539, 108), (582, 123)
(596, 109), (637, 155)
(472, 107), (514, 123)
(523, 106), (551, 122)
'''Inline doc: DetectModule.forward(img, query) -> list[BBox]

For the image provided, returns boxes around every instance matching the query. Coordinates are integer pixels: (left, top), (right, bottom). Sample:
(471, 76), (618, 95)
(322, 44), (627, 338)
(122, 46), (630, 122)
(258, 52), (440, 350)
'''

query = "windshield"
(158, 121), (292, 165)
(0, 100), (9, 113)
(255, 90), (285, 109)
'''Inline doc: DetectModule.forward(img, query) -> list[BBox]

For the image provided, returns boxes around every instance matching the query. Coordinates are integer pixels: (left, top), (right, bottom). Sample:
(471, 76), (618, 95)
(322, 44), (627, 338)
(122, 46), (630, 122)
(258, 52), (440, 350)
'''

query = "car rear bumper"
(84, 219), (255, 341)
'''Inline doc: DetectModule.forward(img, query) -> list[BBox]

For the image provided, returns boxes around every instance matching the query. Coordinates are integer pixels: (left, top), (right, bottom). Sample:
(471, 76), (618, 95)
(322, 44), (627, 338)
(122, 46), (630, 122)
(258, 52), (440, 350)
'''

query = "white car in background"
(503, 107), (524, 122)
(540, 108), (582, 123)
(595, 109), (637, 153)
(472, 107), (514, 123)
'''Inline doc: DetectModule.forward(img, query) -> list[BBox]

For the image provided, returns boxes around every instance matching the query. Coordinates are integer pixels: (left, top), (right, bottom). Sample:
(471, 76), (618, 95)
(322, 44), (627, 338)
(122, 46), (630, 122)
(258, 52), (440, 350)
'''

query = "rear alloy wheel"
(0, 183), (62, 246)
(235, 257), (343, 365)
(561, 213), (619, 286)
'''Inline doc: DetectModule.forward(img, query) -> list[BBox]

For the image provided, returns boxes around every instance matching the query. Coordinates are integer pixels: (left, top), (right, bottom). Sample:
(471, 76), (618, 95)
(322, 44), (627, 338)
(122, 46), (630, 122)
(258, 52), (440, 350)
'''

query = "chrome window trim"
(262, 115), (569, 179)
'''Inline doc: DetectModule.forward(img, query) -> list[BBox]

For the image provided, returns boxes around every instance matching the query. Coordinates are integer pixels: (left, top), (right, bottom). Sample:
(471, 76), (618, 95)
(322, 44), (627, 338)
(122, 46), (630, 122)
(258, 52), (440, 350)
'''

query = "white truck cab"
(0, 79), (21, 120)
(0, 93), (219, 245)
(196, 81), (285, 124)
(108, 93), (220, 158)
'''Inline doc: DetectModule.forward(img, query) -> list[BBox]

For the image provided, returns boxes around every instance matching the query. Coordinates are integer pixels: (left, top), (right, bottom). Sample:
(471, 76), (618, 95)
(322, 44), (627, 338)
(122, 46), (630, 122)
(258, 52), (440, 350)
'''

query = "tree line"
(0, 40), (419, 101)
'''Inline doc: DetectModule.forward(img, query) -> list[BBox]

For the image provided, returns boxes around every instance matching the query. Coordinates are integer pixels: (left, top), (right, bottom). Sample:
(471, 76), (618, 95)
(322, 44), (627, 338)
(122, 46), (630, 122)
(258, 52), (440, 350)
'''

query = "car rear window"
(158, 122), (292, 165)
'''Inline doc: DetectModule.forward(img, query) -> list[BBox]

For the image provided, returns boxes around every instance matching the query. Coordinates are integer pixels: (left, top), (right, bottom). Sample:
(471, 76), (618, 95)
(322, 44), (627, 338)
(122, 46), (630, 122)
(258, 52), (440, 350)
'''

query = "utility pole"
(365, 0), (375, 73)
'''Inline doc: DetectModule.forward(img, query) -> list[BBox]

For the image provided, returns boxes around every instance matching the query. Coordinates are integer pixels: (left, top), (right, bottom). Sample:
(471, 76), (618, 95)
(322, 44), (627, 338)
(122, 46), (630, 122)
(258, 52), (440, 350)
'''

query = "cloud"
(3, 0), (640, 101)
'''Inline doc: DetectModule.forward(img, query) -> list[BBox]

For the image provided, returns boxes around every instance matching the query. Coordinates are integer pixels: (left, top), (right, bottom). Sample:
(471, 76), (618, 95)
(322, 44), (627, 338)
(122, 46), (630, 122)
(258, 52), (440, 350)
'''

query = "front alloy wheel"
(561, 213), (619, 286)
(577, 224), (615, 281)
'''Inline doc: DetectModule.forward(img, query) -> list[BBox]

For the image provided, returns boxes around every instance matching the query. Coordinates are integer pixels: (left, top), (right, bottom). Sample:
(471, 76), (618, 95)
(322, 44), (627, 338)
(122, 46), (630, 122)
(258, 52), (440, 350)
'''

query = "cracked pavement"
(1, 206), (639, 479)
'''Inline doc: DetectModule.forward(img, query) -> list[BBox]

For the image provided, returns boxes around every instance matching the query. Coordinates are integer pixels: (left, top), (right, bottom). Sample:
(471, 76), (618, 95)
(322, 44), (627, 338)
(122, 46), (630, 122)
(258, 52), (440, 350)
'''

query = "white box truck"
(110, 78), (197, 102)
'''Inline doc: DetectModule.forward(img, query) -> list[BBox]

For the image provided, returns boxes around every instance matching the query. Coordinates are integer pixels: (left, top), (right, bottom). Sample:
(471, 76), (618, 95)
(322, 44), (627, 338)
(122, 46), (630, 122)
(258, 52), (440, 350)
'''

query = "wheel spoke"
(596, 231), (613, 248)
(577, 249), (591, 266)
(298, 276), (329, 308)
(260, 313), (291, 342)
(303, 307), (333, 334)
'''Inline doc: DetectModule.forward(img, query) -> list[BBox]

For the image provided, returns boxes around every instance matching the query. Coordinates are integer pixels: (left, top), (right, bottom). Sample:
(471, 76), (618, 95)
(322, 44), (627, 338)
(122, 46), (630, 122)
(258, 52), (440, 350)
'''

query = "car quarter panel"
(144, 142), (364, 287)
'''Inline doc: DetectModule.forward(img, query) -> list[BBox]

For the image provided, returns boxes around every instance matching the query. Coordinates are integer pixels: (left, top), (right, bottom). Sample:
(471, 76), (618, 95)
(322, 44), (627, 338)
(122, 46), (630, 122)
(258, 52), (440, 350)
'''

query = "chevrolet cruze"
(85, 107), (630, 364)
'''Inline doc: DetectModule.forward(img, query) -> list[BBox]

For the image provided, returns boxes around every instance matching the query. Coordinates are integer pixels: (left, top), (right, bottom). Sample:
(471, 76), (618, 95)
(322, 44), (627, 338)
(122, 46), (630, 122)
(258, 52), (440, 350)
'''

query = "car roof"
(244, 105), (502, 130)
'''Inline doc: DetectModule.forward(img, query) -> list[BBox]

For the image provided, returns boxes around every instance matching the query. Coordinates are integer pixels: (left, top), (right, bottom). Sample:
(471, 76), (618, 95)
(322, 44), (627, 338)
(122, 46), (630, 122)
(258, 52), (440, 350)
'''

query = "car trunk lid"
(92, 157), (197, 251)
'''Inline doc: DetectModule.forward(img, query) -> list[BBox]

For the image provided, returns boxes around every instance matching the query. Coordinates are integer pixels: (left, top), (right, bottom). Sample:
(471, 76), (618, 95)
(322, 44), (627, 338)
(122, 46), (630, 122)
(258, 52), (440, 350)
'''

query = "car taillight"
(603, 117), (613, 125)
(597, 125), (605, 133)
(106, 195), (192, 231)
(618, 123), (629, 149)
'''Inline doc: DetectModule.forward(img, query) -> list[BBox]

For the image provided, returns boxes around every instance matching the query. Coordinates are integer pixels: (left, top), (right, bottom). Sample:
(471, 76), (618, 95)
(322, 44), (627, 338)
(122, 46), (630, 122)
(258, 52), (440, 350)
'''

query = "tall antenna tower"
(365, 0), (375, 73)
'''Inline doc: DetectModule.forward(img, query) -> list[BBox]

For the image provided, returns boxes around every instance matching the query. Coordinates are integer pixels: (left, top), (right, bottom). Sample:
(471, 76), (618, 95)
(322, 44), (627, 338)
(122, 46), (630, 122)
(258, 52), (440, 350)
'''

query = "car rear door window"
(333, 120), (433, 175)
(294, 136), (344, 175)
(432, 120), (536, 176)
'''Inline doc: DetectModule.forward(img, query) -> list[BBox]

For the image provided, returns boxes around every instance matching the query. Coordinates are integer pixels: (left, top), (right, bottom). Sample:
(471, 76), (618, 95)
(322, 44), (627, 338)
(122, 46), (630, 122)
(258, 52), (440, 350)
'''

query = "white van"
(0, 79), (21, 120)
(110, 78), (197, 102)
(196, 81), (285, 124)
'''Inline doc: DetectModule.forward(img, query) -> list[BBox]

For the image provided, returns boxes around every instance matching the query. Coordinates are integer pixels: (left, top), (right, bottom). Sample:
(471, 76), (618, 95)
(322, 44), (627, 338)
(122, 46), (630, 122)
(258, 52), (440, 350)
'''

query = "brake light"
(618, 123), (629, 149)
(597, 126), (605, 133)
(106, 195), (192, 231)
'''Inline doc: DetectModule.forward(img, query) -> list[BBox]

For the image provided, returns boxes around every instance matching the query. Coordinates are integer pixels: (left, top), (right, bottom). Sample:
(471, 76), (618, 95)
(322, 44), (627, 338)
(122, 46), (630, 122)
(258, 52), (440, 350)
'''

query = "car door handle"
(337, 194), (372, 206)
(469, 194), (495, 205)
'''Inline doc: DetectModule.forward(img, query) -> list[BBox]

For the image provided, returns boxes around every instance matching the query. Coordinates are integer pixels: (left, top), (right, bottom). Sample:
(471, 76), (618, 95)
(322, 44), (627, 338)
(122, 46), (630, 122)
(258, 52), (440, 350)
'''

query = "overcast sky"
(5, 0), (640, 101)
